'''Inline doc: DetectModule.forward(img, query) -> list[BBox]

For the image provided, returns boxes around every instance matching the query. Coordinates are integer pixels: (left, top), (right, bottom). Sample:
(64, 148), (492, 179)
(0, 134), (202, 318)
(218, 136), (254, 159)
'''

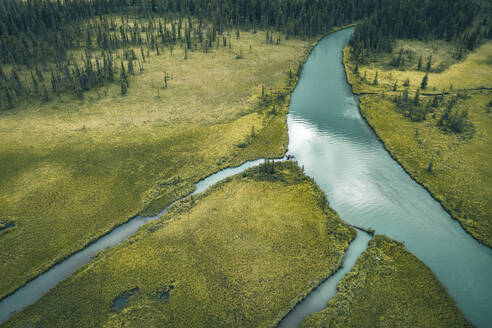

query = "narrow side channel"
(0, 158), (269, 323)
(287, 27), (492, 327)
(277, 230), (372, 328)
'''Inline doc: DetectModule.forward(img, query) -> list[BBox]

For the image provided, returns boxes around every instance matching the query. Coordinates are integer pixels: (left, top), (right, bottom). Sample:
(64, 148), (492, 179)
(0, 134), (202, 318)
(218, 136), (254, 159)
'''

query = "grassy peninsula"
(4, 161), (355, 327)
(0, 20), (317, 299)
(344, 39), (492, 247)
(302, 235), (472, 328)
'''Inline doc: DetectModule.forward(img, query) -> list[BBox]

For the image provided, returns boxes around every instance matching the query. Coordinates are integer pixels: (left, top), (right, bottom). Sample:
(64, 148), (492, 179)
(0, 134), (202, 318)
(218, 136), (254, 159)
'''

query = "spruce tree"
(31, 72), (39, 94)
(413, 89), (420, 106)
(402, 88), (409, 104)
(426, 55), (432, 71)
(120, 77), (128, 95)
(373, 71), (378, 85)
(420, 72), (429, 89)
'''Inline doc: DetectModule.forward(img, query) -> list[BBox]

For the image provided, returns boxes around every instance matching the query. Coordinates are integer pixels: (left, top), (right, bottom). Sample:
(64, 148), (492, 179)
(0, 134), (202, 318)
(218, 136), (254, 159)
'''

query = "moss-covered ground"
(0, 29), (312, 299)
(344, 41), (492, 247)
(4, 161), (355, 327)
(301, 235), (472, 328)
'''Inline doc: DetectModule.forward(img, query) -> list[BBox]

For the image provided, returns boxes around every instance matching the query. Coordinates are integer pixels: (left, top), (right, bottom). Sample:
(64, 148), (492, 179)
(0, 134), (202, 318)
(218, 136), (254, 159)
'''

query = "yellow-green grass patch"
(0, 29), (312, 299)
(4, 161), (355, 328)
(343, 38), (492, 247)
(345, 41), (492, 95)
(358, 92), (492, 246)
(301, 235), (471, 328)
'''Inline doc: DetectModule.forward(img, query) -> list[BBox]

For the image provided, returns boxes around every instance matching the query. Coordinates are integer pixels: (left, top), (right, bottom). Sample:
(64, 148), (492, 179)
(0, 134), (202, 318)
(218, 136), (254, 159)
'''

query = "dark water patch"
(0, 222), (14, 233)
(0, 158), (269, 324)
(155, 285), (174, 302)
(112, 287), (139, 311)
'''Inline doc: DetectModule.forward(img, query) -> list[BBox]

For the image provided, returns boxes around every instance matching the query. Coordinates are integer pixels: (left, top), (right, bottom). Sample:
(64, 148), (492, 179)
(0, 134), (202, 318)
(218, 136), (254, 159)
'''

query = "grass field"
(0, 29), (312, 300)
(301, 235), (471, 328)
(4, 161), (355, 327)
(344, 40), (492, 247)
(345, 41), (492, 94)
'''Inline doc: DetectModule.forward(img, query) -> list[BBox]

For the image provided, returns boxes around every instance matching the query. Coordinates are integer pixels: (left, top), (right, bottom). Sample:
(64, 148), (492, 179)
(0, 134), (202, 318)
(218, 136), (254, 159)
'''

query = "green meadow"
(0, 29), (312, 299)
(344, 40), (492, 247)
(301, 235), (471, 327)
(4, 161), (355, 327)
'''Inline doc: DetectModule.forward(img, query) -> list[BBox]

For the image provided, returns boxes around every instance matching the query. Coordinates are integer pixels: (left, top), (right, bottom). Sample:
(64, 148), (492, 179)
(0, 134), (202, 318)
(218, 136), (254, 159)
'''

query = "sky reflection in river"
(287, 27), (492, 327)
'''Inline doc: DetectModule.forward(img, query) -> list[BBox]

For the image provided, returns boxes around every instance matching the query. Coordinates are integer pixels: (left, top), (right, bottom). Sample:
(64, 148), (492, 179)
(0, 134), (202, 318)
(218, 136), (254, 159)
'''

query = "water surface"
(0, 158), (266, 323)
(1, 28), (491, 328)
(278, 230), (372, 328)
(286, 28), (492, 327)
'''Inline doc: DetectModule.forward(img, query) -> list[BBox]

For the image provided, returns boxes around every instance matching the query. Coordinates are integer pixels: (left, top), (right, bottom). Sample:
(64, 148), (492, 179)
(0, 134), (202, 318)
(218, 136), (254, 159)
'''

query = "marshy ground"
(3, 161), (356, 327)
(302, 235), (471, 327)
(0, 26), (311, 300)
(344, 40), (492, 247)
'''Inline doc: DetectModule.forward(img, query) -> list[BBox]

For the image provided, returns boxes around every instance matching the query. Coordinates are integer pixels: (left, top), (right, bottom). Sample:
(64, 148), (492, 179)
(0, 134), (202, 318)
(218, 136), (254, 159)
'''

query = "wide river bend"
(1, 28), (491, 328)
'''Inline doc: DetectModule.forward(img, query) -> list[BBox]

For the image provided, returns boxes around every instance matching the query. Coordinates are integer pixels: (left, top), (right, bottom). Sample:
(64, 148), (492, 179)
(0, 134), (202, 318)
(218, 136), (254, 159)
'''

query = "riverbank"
(301, 235), (472, 327)
(3, 161), (355, 327)
(0, 21), (359, 304)
(0, 27), (311, 300)
(343, 41), (492, 248)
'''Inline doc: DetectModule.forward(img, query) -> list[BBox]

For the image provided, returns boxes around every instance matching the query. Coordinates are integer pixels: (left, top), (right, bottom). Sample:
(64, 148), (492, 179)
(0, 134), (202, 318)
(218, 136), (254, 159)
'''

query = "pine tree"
(128, 60), (134, 75)
(120, 77), (128, 95)
(6, 89), (14, 108)
(373, 71), (378, 85)
(402, 88), (409, 104)
(120, 61), (126, 79)
(420, 72), (429, 89)
(426, 55), (432, 71)
(413, 89), (420, 106)
(432, 95), (439, 107)
(42, 85), (49, 102)
(31, 72), (39, 94)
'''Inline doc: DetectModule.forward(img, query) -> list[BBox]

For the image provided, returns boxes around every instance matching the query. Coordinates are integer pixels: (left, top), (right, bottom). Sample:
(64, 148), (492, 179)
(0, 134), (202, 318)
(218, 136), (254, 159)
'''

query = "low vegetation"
(0, 28), (312, 300)
(301, 235), (472, 328)
(4, 161), (355, 327)
(1, 0), (488, 302)
(344, 39), (492, 247)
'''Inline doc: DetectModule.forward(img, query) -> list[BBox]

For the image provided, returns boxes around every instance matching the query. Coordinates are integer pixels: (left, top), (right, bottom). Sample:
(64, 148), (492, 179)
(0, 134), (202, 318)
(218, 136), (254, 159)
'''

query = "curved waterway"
(282, 28), (492, 327)
(0, 158), (266, 323)
(278, 230), (372, 328)
(1, 28), (492, 328)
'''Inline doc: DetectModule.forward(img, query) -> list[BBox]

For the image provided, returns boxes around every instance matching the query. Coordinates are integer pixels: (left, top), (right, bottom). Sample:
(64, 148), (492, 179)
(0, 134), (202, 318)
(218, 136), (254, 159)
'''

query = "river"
(1, 28), (491, 328)
(282, 27), (492, 327)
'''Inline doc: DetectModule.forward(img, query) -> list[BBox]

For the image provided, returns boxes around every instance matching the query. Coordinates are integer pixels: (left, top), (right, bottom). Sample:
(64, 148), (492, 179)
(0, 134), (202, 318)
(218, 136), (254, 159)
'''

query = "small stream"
(0, 158), (266, 323)
(1, 28), (491, 328)
(282, 28), (492, 327)
(278, 230), (372, 328)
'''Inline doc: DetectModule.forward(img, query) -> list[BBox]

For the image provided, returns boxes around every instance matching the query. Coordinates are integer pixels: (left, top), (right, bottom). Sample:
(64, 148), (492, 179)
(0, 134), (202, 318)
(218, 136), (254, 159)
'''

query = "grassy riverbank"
(344, 40), (492, 247)
(0, 28), (312, 299)
(302, 235), (472, 328)
(4, 161), (355, 327)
